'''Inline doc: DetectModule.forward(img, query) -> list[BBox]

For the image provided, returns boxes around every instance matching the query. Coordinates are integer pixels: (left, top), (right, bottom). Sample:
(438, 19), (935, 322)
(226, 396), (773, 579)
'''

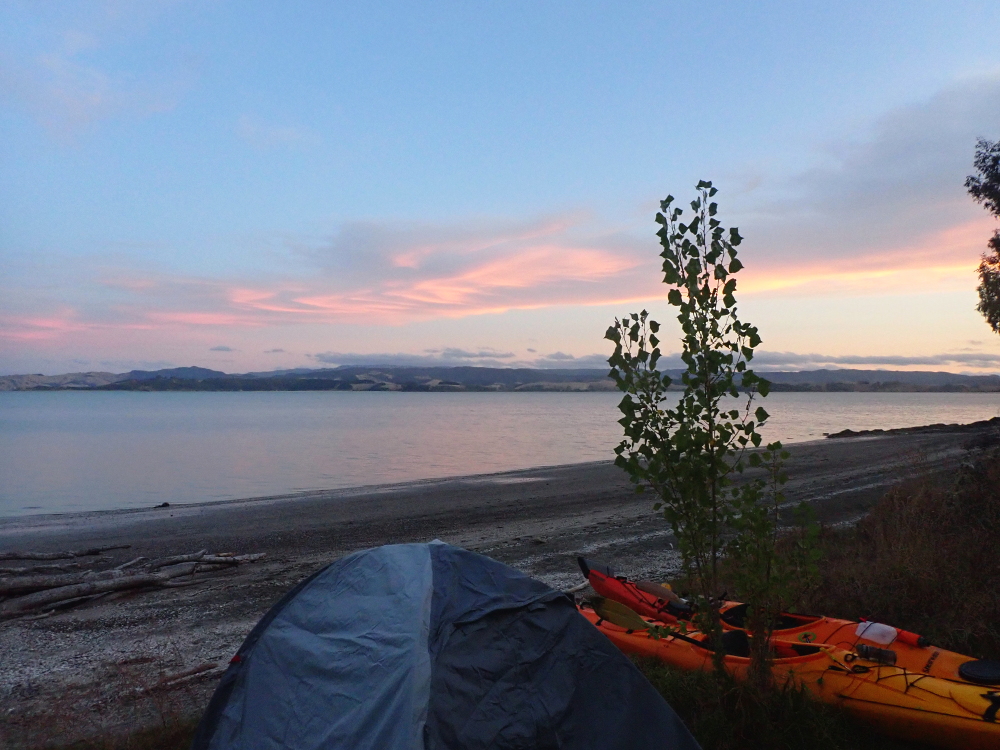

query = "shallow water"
(1, 391), (997, 516)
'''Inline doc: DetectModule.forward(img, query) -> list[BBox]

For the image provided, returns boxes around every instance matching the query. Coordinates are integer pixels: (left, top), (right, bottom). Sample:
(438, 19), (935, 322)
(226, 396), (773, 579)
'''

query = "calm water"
(1, 391), (998, 517)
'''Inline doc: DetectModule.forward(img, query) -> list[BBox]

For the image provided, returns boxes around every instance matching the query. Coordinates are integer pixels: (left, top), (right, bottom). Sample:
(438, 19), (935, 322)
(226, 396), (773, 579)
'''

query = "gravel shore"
(1, 421), (995, 747)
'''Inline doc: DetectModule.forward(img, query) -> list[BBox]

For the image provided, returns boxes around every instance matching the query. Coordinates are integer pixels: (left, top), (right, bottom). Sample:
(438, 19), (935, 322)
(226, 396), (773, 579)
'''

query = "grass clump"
(26, 719), (197, 750)
(804, 446), (1000, 660)
(637, 658), (914, 750)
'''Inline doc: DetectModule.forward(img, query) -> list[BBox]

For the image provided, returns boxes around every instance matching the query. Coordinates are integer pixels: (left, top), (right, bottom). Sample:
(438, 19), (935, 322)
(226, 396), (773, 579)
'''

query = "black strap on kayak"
(578, 556), (614, 579)
(983, 692), (1000, 723)
(661, 630), (712, 650)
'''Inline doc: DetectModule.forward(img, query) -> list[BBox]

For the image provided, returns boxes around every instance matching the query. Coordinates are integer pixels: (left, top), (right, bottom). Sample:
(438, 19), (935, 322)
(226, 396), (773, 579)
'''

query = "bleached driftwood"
(147, 550), (207, 570)
(0, 567), (141, 596)
(115, 557), (149, 571)
(1, 562), (200, 617)
(123, 663), (226, 699)
(0, 563), (83, 576)
(0, 551), (266, 618)
(149, 662), (220, 690)
(201, 553), (266, 565)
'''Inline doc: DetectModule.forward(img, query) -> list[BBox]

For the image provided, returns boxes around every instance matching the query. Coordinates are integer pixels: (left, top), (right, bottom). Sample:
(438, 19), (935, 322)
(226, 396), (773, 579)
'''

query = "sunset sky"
(3, 1), (1000, 375)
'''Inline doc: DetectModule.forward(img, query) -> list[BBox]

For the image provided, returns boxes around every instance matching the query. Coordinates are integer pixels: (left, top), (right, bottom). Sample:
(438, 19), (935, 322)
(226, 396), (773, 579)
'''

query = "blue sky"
(3, 0), (1000, 374)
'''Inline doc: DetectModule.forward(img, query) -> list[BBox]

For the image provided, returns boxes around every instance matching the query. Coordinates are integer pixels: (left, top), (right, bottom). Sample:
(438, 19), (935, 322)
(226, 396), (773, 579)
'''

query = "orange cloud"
(238, 235), (647, 323)
(4, 211), (995, 349)
(739, 217), (994, 297)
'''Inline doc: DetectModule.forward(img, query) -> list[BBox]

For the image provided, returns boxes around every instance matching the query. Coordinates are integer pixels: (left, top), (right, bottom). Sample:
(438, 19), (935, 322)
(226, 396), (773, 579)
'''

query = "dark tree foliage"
(966, 138), (1000, 216)
(965, 138), (1000, 334)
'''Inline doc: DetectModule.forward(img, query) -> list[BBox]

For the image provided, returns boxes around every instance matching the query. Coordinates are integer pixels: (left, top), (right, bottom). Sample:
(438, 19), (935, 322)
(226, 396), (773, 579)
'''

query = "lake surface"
(1, 391), (998, 517)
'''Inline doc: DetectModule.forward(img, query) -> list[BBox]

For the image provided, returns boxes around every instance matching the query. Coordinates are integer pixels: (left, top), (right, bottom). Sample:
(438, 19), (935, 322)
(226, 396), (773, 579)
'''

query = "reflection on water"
(1, 391), (998, 516)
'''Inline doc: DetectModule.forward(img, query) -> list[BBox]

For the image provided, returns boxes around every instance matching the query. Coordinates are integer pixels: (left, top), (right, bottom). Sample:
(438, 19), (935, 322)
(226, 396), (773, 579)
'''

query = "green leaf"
(754, 406), (769, 422)
(728, 258), (744, 273)
(667, 289), (682, 306)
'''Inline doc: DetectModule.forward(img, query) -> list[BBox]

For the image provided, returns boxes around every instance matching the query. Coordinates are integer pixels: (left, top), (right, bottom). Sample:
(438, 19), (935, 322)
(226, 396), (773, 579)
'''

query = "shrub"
(804, 447), (1000, 660)
(637, 658), (916, 750)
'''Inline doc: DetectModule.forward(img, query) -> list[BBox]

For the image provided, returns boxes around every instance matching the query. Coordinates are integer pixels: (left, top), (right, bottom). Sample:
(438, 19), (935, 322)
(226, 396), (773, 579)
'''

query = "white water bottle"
(855, 620), (897, 645)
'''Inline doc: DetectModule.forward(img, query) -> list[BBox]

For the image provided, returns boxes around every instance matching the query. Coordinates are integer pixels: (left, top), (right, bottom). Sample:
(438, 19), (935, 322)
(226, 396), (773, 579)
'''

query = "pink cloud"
(146, 311), (267, 327)
(2, 209), (994, 348)
(0, 316), (82, 341)
(0, 307), (163, 341)
(222, 221), (654, 325)
(740, 216), (994, 297)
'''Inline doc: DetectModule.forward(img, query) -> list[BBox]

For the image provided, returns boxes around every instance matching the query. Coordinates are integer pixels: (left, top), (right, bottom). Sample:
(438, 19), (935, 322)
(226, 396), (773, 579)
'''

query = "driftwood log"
(0, 549), (265, 619)
(0, 563), (84, 576)
(147, 550), (209, 569)
(1, 570), (131, 597)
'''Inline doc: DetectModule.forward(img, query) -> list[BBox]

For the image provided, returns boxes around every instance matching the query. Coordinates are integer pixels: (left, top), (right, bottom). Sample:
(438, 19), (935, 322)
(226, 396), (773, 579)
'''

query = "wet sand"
(0, 422), (994, 746)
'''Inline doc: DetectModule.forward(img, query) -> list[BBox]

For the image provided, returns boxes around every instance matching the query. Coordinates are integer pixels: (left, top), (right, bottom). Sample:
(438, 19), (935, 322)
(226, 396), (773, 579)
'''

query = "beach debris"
(134, 662), (224, 696)
(114, 556), (149, 571)
(0, 549), (266, 619)
(0, 562), (84, 576)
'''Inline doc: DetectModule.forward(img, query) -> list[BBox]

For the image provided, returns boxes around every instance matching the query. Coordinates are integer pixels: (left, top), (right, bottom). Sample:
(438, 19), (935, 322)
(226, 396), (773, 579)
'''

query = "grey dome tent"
(191, 541), (699, 750)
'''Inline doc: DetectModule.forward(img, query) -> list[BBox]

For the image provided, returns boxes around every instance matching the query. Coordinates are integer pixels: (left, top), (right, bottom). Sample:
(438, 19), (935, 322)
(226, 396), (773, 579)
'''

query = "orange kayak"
(578, 557), (986, 685)
(717, 601), (981, 685)
(578, 605), (1000, 750)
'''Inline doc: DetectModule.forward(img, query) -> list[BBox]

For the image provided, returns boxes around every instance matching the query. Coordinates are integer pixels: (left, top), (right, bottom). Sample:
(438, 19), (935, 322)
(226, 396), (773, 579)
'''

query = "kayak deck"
(578, 605), (1000, 750)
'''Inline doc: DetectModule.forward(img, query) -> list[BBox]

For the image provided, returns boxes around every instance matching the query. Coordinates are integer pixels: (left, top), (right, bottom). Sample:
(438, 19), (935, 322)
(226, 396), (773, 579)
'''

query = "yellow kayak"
(579, 603), (1000, 750)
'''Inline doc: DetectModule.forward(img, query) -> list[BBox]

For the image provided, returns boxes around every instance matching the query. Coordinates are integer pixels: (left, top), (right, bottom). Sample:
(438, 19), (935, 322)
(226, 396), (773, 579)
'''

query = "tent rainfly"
(191, 541), (700, 750)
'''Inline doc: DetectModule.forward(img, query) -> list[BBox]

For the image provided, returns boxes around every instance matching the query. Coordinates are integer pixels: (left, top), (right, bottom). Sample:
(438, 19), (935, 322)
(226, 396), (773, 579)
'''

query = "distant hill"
(0, 371), (123, 391)
(2, 365), (999, 392)
(762, 369), (1000, 392)
(123, 367), (228, 381)
(95, 366), (620, 392)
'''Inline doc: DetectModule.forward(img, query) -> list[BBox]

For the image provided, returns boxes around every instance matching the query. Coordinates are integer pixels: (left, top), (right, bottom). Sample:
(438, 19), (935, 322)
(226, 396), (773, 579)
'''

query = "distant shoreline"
(7, 381), (1000, 393)
(3, 364), (1000, 392)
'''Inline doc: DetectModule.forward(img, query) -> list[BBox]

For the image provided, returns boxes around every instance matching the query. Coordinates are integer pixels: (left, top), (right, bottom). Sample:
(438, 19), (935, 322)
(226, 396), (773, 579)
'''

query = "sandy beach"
(1, 422), (995, 746)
